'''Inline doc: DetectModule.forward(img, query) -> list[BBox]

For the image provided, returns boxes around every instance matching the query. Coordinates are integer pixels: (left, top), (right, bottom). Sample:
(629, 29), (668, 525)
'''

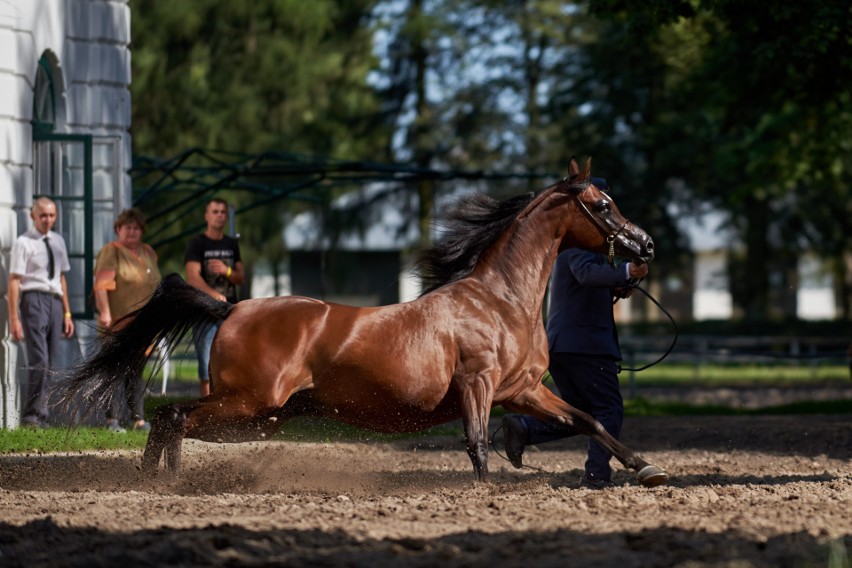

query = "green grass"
(0, 427), (149, 454)
(2, 361), (849, 454)
(623, 397), (852, 417)
(1, 395), (849, 455)
(0, 421), (457, 454)
(616, 363), (849, 385)
(155, 355), (849, 386)
(144, 358), (199, 382)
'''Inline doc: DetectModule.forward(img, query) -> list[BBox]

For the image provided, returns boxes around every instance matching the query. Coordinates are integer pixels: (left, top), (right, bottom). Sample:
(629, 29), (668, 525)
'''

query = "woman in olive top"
(93, 208), (161, 432)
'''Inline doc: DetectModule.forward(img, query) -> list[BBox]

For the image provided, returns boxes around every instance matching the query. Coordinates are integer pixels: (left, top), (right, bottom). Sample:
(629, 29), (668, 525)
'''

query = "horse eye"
(596, 200), (611, 213)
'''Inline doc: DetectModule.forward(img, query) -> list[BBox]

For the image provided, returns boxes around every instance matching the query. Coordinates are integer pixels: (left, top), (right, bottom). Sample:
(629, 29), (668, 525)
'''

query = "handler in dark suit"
(503, 244), (648, 489)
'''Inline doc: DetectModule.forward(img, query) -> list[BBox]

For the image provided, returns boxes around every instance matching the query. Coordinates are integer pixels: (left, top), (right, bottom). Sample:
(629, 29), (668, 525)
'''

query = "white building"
(684, 209), (837, 321)
(258, 190), (840, 324)
(0, 0), (132, 428)
(688, 211), (736, 320)
(252, 185), (424, 305)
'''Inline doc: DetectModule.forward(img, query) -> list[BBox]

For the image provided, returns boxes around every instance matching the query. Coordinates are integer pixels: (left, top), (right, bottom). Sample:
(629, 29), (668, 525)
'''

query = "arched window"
(32, 51), (123, 320)
(33, 55), (55, 134)
(33, 53), (95, 318)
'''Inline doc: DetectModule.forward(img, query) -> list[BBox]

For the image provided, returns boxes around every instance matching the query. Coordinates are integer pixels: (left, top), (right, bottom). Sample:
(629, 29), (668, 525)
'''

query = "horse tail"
(57, 273), (235, 420)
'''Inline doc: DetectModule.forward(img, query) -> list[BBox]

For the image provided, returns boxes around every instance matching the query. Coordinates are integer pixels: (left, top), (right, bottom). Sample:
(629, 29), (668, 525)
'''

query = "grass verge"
(624, 397), (852, 416)
(1, 396), (849, 454)
(158, 362), (851, 388)
(0, 428), (149, 454)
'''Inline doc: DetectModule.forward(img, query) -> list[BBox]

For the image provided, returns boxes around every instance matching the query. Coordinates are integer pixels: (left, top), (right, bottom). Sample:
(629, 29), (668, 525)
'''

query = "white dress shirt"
(9, 228), (71, 295)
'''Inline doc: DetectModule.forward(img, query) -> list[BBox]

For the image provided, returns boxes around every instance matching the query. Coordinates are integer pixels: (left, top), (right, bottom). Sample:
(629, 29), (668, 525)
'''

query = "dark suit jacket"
(545, 249), (632, 360)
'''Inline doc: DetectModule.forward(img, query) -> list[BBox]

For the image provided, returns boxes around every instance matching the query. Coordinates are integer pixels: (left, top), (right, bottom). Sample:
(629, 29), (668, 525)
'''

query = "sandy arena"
(0, 413), (850, 567)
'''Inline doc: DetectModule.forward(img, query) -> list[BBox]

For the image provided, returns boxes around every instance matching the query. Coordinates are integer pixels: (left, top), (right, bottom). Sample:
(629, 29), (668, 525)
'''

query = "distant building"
(254, 188), (840, 323)
(252, 185), (423, 305)
(682, 209), (837, 321)
(687, 211), (736, 320)
(796, 253), (837, 320)
(0, 0), (133, 428)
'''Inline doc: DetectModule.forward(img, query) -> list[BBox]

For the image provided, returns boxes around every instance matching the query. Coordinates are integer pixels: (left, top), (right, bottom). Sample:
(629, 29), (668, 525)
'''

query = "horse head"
(556, 157), (654, 266)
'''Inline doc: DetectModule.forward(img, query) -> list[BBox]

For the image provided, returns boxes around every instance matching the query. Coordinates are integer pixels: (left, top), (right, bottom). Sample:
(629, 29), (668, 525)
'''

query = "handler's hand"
(613, 287), (634, 299)
(628, 262), (649, 279)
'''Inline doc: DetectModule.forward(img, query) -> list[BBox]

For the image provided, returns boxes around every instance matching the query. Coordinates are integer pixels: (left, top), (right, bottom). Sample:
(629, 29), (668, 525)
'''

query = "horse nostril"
(644, 238), (655, 258)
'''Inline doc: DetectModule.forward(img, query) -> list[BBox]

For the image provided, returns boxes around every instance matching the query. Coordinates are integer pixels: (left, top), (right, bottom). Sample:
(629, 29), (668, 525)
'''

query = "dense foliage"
(129, 0), (851, 319)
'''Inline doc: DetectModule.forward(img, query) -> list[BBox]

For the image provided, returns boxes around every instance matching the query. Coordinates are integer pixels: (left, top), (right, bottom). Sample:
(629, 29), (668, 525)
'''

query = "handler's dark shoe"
(579, 473), (615, 490)
(502, 414), (528, 469)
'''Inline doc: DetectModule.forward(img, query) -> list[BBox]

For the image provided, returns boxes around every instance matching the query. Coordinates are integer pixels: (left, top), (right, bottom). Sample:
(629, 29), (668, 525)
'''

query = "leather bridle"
(561, 178), (630, 267)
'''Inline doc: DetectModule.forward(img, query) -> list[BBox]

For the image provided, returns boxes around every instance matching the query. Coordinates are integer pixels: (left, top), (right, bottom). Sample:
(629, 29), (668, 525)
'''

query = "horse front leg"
(458, 374), (495, 482)
(504, 384), (668, 487)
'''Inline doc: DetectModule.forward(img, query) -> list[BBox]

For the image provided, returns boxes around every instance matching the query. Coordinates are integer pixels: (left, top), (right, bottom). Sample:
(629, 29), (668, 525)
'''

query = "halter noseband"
(561, 178), (629, 267)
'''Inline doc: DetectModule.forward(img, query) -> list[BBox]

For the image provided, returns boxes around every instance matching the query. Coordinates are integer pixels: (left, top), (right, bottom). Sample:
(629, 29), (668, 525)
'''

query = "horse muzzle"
(619, 226), (655, 265)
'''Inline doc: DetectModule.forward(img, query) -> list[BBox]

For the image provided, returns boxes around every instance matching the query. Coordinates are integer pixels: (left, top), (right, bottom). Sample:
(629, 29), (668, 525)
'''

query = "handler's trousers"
(519, 352), (623, 481)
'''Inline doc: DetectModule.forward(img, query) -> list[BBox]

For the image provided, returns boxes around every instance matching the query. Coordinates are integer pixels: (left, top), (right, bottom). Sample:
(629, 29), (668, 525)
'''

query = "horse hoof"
(140, 463), (159, 478)
(637, 465), (669, 487)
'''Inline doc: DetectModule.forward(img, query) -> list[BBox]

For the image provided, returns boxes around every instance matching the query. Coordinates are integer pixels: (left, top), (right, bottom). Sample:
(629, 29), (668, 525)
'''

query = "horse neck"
(474, 189), (577, 313)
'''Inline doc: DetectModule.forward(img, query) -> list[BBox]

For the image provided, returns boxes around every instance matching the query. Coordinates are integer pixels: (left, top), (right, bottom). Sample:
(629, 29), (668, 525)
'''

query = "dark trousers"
(20, 292), (63, 421)
(92, 328), (144, 422)
(105, 373), (144, 422)
(522, 352), (623, 480)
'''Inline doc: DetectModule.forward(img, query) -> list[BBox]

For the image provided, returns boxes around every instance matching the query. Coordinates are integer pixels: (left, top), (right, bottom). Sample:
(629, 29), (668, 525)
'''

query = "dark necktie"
(43, 237), (55, 279)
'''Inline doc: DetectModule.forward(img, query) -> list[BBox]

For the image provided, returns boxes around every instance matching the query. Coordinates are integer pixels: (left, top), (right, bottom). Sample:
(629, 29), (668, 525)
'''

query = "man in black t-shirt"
(184, 198), (245, 397)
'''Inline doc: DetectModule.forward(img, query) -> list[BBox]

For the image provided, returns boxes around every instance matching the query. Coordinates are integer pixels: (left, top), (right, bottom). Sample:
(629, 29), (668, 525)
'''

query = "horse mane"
(414, 191), (541, 295)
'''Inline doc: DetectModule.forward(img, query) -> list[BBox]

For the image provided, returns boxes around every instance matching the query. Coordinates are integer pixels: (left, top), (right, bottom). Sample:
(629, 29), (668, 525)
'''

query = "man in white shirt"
(7, 197), (75, 428)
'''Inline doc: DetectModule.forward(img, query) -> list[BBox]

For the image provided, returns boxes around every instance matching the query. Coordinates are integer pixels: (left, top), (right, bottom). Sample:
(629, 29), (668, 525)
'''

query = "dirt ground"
(0, 413), (850, 567)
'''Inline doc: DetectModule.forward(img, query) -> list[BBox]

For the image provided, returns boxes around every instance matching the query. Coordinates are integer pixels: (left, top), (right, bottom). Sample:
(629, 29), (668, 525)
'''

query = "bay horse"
(63, 157), (667, 487)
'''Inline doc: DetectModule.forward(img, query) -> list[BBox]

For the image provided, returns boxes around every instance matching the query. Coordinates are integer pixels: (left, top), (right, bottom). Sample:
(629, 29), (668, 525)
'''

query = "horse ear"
(567, 156), (580, 179)
(580, 157), (592, 181)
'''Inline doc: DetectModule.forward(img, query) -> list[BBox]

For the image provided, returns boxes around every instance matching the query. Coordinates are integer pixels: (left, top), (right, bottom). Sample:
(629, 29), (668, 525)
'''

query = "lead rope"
(614, 280), (679, 373)
(488, 425), (547, 473)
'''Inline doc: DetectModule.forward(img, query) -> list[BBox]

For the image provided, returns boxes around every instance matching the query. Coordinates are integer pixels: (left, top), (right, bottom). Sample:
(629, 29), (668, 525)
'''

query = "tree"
(511, 1), (697, 313)
(588, 0), (852, 319)
(370, 0), (526, 248)
(130, 0), (388, 290)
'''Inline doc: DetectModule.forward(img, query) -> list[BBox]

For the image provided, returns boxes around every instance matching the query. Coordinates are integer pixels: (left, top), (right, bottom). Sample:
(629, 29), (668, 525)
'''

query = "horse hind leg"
(165, 426), (184, 472)
(142, 403), (190, 476)
(142, 390), (310, 476)
(582, 412), (668, 487)
(174, 390), (304, 445)
(504, 385), (668, 487)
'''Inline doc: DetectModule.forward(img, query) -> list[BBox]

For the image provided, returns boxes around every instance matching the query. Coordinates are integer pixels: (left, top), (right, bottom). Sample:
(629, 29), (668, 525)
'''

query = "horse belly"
(213, 298), (463, 431)
(309, 358), (460, 433)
